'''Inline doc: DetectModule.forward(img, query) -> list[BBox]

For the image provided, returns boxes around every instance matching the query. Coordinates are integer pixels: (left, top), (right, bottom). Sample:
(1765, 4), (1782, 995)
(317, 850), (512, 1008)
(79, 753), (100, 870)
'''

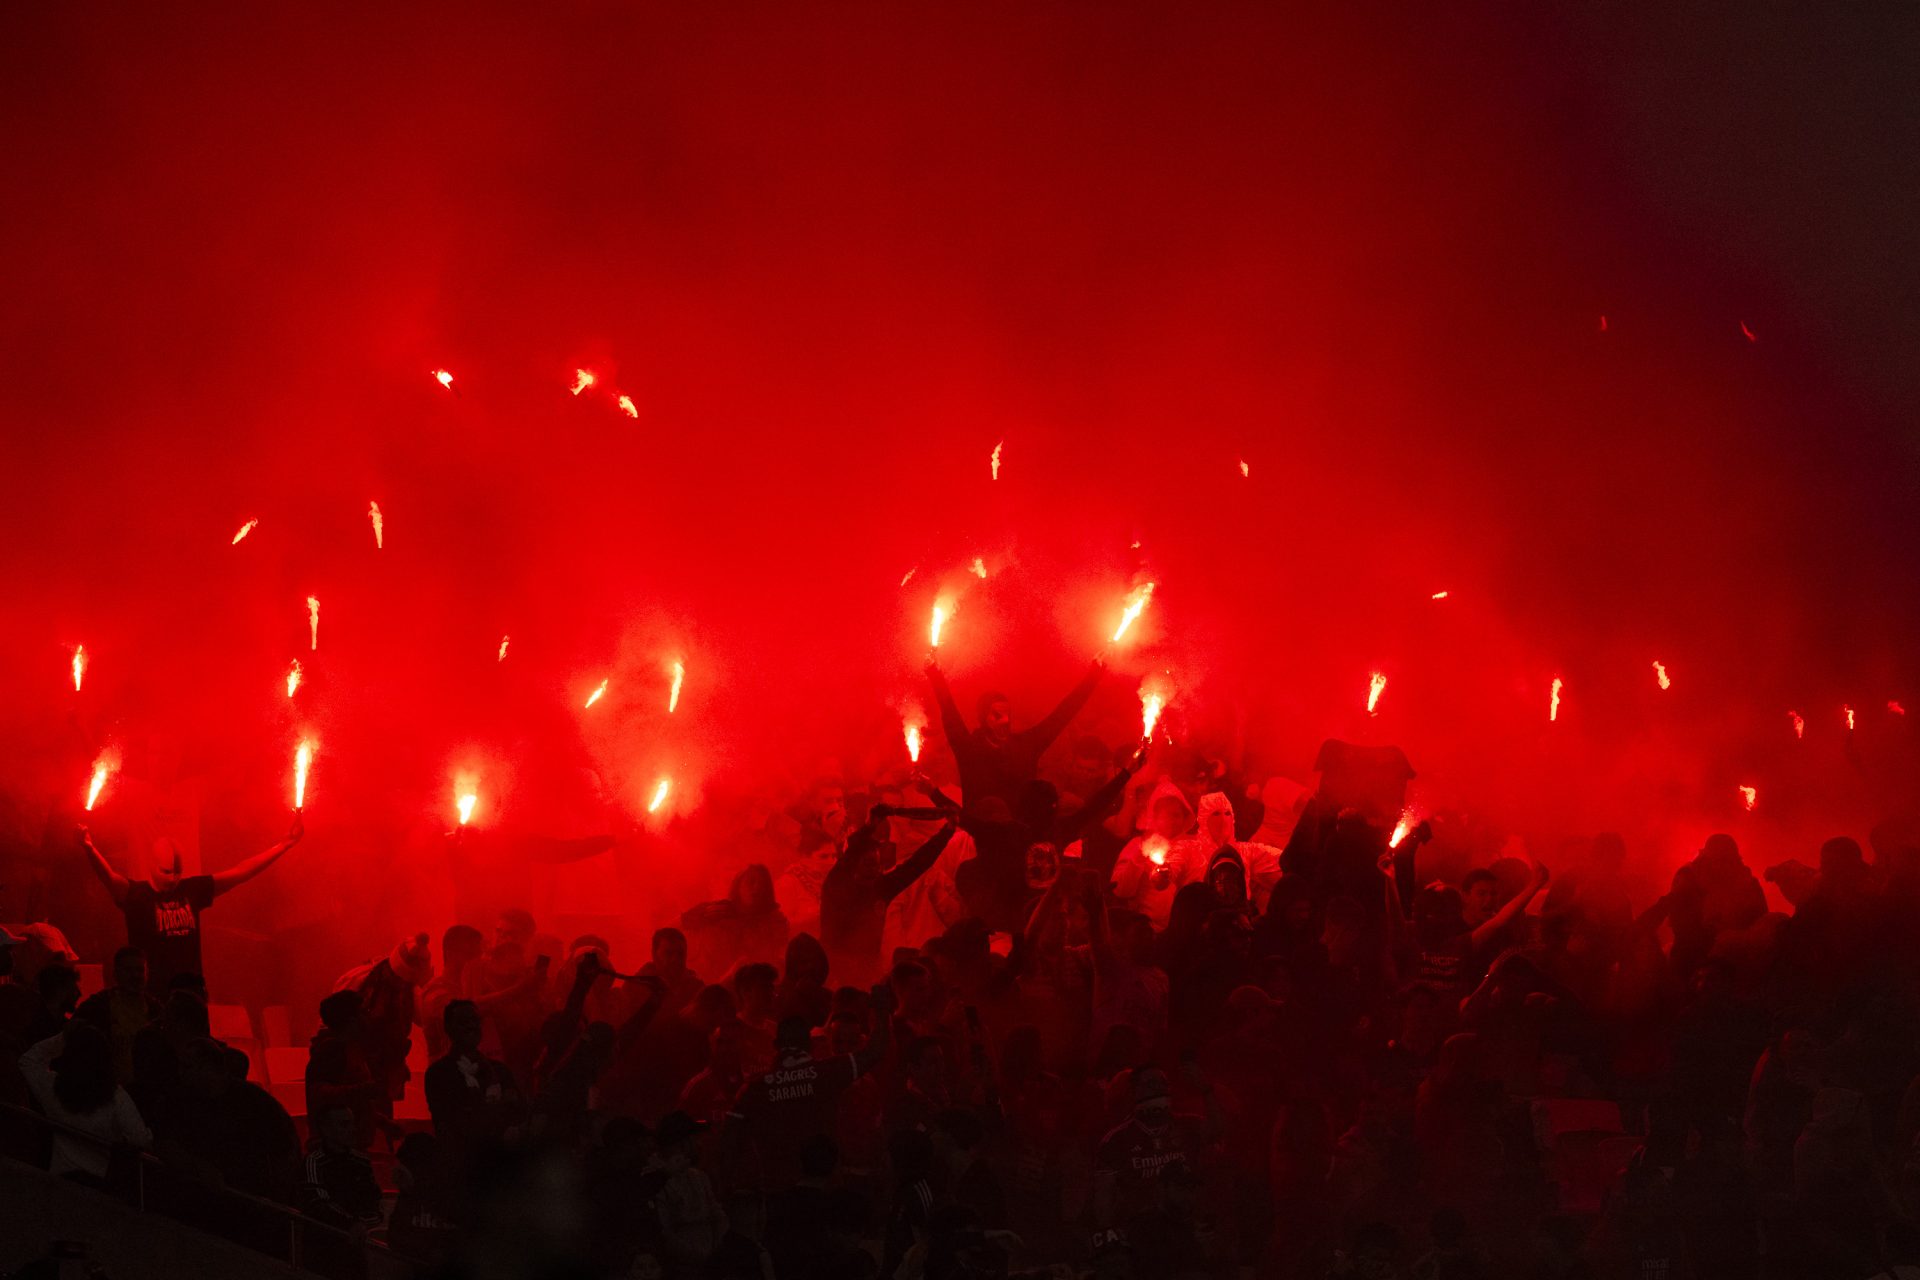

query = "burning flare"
(307, 597), (320, 651)
(1111, 582), (1156, 644)
(232, 518), (258, 545)
(72, 645), (86, 693)
(930, 601), (951, 650)
(1367, 672), (1388, 716)
(1738, 785), (1758, 812)
(570, 368), (596, 396)
(1549, 677), (1564, 723)
(1844, 704), (1856, 732)
(668, 661), (685, 714)
(584, 679), (608, 709)
(433, 369), (454, 389)
(1653, 660), (1671, 691)
(1139, 674), (1173, 743)
(990, 441), (1003, 481)
(285, 659), (302, 698)
(1238, 459), (1250, 478)
(369, 501), (384, 549)
(1143, 835), (1170, 867)
(1790, 710), (1805, 740)
(498, 635), (510, 662)
(617, 394), (637, 419)
(457, 791), (477, 826)
(647, 778), (672, 814)
(1431, 590), (1449, 600)
(1389, 808), (1418, 849)
(84, 751), (118, 812)
(1891, 701), (1907, 717)
(970, 557), (987, 579)
(904, 723), (923, 763)
(293, 740), (314, 811)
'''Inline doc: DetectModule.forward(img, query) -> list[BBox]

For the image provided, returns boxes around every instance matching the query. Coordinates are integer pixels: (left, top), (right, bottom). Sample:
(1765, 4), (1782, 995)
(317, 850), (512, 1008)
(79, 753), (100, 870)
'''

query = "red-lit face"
(982, 700), (1013, 743)
(150, 838), (184, 892)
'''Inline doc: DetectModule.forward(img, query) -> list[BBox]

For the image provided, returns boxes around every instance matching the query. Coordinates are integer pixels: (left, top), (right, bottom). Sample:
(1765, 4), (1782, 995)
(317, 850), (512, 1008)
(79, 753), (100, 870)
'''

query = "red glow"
(497, 635), (510, 662)
(285, 659), (301, 698)
(1844, 704), (1856, 732)
(970, 556), (987, 579)
(1238, 459), (1250, 478)
(1740, 322), (1757, 343)
(1549, 676), (1564, 722)
(1143, 834), (1170, 867)
(306, 596), (320, 651)
(668, 660), (685, 714)
(1790, 710), (1805, 739)
(457, 790), (477, 826)
(1738, 784), (1757, 811)
(231, 518), (258, 545)
(1652, 659), (1670, 690)
(584, 678), (608, 709)
(71, 645), (86, 693)
(433, 369), (454, 389)
(647, 777), (672, 814)
(84, 750), (118, 812)
(369, 501), (383, 549)
(1366, 671), (1387, 716)
(990, 440), (1002, 480)
(569, 368), (596, 396)
(930, 601), (950, 649)
(616, 394), (637, 418)
(1891, 701), (1907, 717)
(1389, 808), (1417, 848)
(1431, 590), (1449, 600)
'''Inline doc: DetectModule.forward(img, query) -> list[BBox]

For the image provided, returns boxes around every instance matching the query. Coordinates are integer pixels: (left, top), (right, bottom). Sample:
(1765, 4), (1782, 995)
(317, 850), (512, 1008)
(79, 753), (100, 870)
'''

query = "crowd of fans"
(3, 668), (1920, 1280)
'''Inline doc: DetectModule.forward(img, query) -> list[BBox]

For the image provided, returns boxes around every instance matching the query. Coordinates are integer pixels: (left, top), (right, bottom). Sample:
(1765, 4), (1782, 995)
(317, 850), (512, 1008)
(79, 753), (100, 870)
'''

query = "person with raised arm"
(925, 651), (1106, 811)
(79, 816), (303, 992)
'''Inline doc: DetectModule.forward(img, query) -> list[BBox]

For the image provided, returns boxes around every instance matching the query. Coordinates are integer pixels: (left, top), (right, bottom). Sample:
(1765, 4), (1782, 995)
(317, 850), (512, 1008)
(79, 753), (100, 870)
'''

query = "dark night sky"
(0, 4), (1915, 943)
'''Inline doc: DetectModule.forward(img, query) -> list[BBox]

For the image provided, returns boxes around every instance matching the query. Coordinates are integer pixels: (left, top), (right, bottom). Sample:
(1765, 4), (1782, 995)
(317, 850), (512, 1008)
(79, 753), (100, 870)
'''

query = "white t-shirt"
(20, 1034), (154, 1179)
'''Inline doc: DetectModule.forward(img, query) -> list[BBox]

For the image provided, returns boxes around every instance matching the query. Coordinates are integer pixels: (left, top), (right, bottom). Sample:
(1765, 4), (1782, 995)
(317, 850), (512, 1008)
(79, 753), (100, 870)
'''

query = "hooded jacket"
(1195, 792), (1282, 911)
(1109, 779), (1208, 929)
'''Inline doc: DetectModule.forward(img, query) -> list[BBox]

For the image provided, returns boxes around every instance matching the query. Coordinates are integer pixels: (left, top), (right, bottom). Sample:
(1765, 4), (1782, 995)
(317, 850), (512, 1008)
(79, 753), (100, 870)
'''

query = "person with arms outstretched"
(80, 816), (304, 992)
(925, 653), (1105, 810)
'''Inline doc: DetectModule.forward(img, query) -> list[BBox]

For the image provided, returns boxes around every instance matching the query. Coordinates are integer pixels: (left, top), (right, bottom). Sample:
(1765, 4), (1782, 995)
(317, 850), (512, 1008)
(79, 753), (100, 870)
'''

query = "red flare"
(584, 679), (608, 709)
(1652, 660), (1670, 691)
(1367, 672), (1387, 716)
(930, 602), (950, 649)
(433, 369), (454, 389)
(285, 659), (302, 698)
(569, 368), (596, 396)
(1891, 701), (1907, 717)
(1111, 582), (1156, 644)
(369, 501), (383, 549)
(498, 635), (510, 662)
(84, 751), (118, 812)
(1238, 459), (1250, 478)
(970, 557), (987, 579)
(1844, 704), (1856, 732)
(293, 740), (314, 811)
(1789, 710), (1805, 739)
(1549, 677), (1564, 723)
(990, 441), (1003, 481)
(1598, 315), (1608, 332)
(1430, 590), (1449, 600)
(1739, 785), (1757, 812)
(616, 394), (637, 419)
(1143, 834), (1170, 867)
(457, 791), (477, 826)
(232, 519), (258, 545)
(307, 597), (320, 651)
(900, 567), (917, 587)
(1139, 674), (1173, 742)
(1389, 808), (1418, 849)
(647, 778), (672, 814)
(1739, 322), (1757, 343)
(72, 645), (86, 693)
(668, 661), (685, 714)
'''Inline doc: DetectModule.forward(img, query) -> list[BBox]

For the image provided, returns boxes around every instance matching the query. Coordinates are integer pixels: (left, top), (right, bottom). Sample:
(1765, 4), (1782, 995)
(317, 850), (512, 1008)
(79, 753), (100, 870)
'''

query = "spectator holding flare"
(80, 817), (304, 992)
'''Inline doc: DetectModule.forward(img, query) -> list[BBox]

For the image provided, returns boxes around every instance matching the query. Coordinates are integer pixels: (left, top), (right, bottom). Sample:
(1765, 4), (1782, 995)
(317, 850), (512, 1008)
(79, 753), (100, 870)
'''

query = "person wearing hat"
(80, 816), (303, 993)
(1092, 1063), (1219, 1227)
(646, 1109), (728, 1273)
(726, 980), (896, 1188)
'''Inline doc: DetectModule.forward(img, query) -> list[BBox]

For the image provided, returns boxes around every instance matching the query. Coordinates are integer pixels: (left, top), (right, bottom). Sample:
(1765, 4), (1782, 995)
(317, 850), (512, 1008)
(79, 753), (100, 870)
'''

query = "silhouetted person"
(81, 817), (303, 992)
(926, 655), (1105, 810)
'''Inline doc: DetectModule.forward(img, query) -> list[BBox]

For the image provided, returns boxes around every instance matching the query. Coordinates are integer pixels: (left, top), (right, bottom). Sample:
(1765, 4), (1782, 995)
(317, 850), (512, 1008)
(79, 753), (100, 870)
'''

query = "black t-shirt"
(729, 1051), (864, 1185)
(123, 876), (216, 988)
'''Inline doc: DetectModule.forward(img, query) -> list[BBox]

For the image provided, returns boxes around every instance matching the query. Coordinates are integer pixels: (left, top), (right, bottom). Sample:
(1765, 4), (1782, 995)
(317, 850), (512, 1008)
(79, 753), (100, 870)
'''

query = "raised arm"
(78, 826), (130, 907)
(925, 660), (972, 753)
(209, 815), (303, 897)
(875, 819), (958, 901)
(1019, 660), (1106, 756)
(1471, 862), (1550, 953)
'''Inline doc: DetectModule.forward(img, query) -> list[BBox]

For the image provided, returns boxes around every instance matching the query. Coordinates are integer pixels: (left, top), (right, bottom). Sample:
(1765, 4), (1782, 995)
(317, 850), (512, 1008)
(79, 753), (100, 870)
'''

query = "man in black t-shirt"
(81, 817), (304, 992)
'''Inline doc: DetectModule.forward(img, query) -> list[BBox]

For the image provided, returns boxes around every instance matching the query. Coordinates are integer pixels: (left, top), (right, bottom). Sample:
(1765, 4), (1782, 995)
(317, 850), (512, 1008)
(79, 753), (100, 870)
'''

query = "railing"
(0, 1100), (416, 1278)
